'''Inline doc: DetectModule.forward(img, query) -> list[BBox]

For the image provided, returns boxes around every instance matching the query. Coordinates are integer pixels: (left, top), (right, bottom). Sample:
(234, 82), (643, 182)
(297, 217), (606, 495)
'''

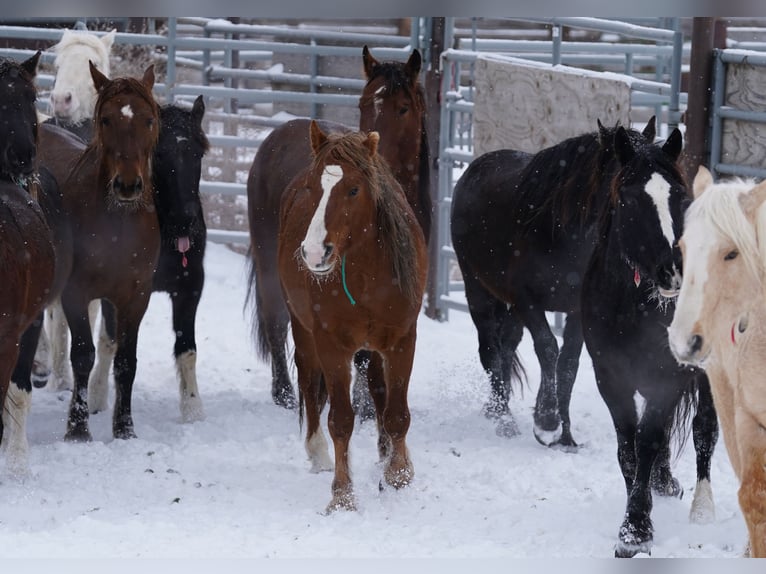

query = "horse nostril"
(65, 93), (72, 103)
(135, 176), (143, 192)
(323, 243), (334, 260)
(689, 334), (703, 354)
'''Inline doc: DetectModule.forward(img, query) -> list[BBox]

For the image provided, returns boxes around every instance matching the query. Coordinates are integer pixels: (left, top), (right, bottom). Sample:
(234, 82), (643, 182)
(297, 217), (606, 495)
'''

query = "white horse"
(668, 165), (766, 557)
(49, 27), (116, 127)
(34, 28), (116, 400)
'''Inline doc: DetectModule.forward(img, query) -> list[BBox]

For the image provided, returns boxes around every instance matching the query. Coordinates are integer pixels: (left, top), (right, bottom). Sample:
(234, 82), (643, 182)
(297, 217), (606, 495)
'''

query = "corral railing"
(710, 47), (766, 181)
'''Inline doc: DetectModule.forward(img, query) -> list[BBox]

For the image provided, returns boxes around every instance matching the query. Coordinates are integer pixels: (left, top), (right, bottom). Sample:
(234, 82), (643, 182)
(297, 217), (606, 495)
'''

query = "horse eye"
(349, 187), (359, 197)
(724, 250), (738, 261)
(399, 106), (409, 116)
(101, 117), (110, 127)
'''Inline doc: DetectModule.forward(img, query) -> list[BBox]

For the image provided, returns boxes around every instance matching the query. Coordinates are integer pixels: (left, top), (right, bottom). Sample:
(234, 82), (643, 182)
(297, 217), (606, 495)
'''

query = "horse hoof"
(272, 389), (296, 410)
(614, 542), (651, 558)
(533, 422), (562, 446)
(653, 476), (683, 499)
(385, 465), (414, 489)
(113, 427), (137, 440)
(482, 400), (509, 420)
(324, 492), (357, 514)
(64, 428), (93, 442)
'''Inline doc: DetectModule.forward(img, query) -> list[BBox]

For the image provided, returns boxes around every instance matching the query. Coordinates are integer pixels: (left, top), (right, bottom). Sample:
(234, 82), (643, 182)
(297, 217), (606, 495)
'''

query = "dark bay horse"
(581, 126), (718, 557)
(87, 96), (210, 422)
(278, 122), (427, 512)
(247, 46), (430, 414)
(60, 62), (160, 441)
(0, 52), (56, 474)
(451, 119), (657, 444)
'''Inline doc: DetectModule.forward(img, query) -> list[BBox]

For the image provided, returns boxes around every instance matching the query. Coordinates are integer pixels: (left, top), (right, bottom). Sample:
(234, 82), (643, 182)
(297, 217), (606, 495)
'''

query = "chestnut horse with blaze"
(278, 122), (427, 512)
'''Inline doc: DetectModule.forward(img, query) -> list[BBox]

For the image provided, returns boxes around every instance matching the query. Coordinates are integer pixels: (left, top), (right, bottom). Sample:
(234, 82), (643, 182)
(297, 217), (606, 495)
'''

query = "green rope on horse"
(341, 254), (356, 306)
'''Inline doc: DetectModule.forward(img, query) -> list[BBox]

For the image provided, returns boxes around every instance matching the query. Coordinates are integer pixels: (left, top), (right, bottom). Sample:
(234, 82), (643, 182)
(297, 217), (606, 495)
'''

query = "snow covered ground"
(0, 241), (747, 560)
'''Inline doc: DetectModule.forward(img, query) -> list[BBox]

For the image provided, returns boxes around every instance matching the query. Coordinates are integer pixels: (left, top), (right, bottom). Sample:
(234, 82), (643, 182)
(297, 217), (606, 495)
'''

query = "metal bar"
(709, 51), (727, 179)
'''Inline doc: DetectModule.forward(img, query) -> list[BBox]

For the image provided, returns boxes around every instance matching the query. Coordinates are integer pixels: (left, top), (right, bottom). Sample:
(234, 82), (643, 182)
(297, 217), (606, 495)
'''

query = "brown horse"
(59, 61), (160, 441)
(278, 122), (427, 512)
(669, 166), (766, 557)
(0, 52), (56, 474)
(247, 46), (430, 414)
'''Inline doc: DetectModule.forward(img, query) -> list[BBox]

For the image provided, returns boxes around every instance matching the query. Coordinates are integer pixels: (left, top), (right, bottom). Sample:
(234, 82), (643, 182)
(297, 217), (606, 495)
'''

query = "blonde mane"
(687, 176), (766, 285)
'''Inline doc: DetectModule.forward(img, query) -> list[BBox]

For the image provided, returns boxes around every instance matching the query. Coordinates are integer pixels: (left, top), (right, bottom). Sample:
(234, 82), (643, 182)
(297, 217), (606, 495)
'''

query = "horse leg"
(31, 314), (51, 389)
(381, 331), (416, 490)
(292, 320), (332, 473)
(616, 397), (678, 558)
(515, 303), (561, 446)
(365, 351), (390, 460)
(61, 291), (95, 442)
(46, 299), (73, 392)
(736, 407), (766, 558)
(463, 272), (514, 421)
(352, 349), (375, 422)
(689, 373), (718, 524)
(3, 315), (44, 476)
(111, 297), (152, 439)
(89, 299), (115, 414)
(554, 312), (583, 448)
(255, 265), (295, 410)
(170, 287), (205, 423)
(316, 341), (356, 512)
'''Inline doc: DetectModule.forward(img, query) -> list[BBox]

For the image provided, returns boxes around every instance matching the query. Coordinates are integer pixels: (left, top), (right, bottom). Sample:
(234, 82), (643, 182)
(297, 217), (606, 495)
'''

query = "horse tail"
(669, 374), (701, 463)
(244, 247), (273, 362)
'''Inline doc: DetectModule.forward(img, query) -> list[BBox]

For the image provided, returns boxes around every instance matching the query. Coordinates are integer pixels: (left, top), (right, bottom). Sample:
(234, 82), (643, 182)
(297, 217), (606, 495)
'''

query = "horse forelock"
(159, 104), (210, 153)
(93, 77), (159, 150)
(54, 32), (111, 71)
(310, 132), (423, 304)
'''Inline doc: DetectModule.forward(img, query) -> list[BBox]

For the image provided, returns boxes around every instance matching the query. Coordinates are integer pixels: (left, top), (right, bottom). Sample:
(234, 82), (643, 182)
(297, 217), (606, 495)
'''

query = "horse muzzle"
(300, 242), (336, 276)
(111, 174), (145, 203)
(668, 329), (709, 367)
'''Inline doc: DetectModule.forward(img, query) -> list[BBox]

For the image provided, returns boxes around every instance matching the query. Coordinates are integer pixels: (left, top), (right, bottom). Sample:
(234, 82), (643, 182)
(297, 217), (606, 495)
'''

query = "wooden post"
(683, 17), (726, 187)
(424, 17), (445, 321)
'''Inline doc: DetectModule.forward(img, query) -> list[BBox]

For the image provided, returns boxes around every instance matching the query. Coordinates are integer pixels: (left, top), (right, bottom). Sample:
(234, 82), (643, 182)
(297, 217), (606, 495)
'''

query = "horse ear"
(692, 165), (713, 200)
(21, 51), (41, 78)
(365, 131), (380, 157)
(362, 45), (379, 79)
(614, 126), (634, 164)
(662, 128), (683, 162)
(597, 119), (610, 144)
(89, 60), (109, 91)
(192, 95), (205, 124)
(405, 49), (422, 81)
(642, 116), (657, 142)
(309, 120), (328, 155)
(142, 64), (155, 90)
(101, 29), (117, 51)
(739, 180), (766, 222)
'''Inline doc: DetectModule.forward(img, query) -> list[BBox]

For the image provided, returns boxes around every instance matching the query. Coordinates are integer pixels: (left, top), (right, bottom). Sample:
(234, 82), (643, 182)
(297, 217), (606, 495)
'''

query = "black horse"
(451, 119), (657, 445)
(88, 96), (210, 423)
(581, 124), (718, 557)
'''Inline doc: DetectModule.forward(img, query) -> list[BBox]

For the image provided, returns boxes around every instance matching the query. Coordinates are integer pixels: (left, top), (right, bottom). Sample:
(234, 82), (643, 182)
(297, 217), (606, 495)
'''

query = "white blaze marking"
(644, 172), (675, 247)
(302, 164), (343, 267)
(120, 104), (133, 119)
(176, 135), (188, 143)
(667, 215), (712, 358)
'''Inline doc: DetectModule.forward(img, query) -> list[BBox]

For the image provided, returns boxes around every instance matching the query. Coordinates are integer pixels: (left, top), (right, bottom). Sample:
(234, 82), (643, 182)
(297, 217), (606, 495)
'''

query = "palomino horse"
(60, 62), (160, 441)
(247, 46), (430, 415)
(46, 27), (116, 141)
(278, 122), (427, 512)
(451, 119), (658, 444)
(669, 166), (766, 557)
(581, 126), (718, 557)
(0, 52), (56, 474)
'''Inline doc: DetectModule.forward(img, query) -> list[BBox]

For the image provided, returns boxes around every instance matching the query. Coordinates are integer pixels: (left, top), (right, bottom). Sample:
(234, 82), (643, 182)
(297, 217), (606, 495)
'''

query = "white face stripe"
(373, 85), (385, 119)
(644, 172), (675, 247)
(301, 164), (343, 267)
(121, 104), (134, 119)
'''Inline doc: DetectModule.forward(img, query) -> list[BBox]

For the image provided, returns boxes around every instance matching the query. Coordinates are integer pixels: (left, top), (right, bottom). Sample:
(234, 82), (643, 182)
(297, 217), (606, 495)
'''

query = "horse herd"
(0, 27), (764, 558)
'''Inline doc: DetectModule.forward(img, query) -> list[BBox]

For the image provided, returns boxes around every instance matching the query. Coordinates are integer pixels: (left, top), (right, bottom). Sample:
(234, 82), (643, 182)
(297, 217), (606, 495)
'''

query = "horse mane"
(687, 177), (764, 283)
(522, 128), (618, 232)
(53, 29), (112, 75)
(159, 103), (210, 153)
(311, 131), (422, 304)
(360, 59), (431, 239)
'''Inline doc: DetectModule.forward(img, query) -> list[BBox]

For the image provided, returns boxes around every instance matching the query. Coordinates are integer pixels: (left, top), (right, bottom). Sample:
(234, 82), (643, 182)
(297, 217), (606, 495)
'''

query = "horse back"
(38, 122), (87, 191)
